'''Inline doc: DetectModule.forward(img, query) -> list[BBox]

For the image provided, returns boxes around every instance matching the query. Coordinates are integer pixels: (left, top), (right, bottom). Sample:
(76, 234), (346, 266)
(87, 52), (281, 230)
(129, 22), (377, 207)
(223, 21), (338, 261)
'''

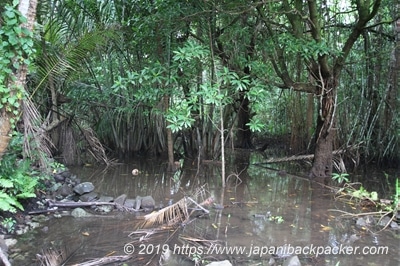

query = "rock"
(50, 182), (62, 193)
(114, 194), (127, 205)
(66, 175), (80, 186)
(159, 248), (183, 266)
(4, 238), (17, 248)
(58, 183), (72, 197)
(135, 196), (142, 210)
(213, 203), (224, 210)
(124, 199), (136, 209)
(66, 177), (79, 186)
(347, 234), (360, 244)
(32, 215), (48, 223)
(356, 217), (367, 227)
(205, 260), (232, 266)
(378, 216), (391, 227)
(268, 257), (276, 265)
(80, 192), (98, 202)
(95, 205), (113, 213)
(15, 225), (29, 235)
(59, 170), (72, 179)
(283, 255), (301, 266)
(53, 174), (65, 182)
(98, 196), (114, 202)
(390, 221), (399, 229)
(71, 208), (93, 218)
(140, 196), (155, 210)
(73, 182), (95, 195)
(26, 221), (40, 230)
(365, 215), (375, 225)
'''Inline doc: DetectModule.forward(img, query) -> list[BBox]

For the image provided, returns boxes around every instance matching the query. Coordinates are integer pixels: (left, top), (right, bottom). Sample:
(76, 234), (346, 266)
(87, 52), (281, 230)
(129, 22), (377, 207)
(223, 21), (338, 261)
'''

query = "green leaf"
(16, 192), (36, 199)
(7, 97), (16, 105)
(0, 178), (14, 188)
(8, 35), (18, 45)
(0, 191), (24, 213)
(12, 61), (19, 69)
(6, 18), (18, 26)
(4, 10), (15, 19)
(370, 192), (378, 201)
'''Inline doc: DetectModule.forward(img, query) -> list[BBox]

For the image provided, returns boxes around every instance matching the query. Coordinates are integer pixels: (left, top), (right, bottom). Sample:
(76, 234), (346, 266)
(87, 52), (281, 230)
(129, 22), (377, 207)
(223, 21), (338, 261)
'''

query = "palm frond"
(22, 97), (54, 168)
(144, 198), (189, 227)
(37, 246), (68, 266)
(144, 186), (211, 227)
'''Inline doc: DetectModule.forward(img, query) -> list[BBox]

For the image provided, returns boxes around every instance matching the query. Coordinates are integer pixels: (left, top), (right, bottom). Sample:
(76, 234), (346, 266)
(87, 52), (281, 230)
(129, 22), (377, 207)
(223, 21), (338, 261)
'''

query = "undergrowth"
(0, 132), (47, 214)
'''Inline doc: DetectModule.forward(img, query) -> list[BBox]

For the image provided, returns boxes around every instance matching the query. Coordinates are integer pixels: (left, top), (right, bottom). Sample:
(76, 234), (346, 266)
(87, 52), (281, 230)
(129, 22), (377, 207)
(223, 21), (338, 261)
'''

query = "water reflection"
(12, 153), (400, 265)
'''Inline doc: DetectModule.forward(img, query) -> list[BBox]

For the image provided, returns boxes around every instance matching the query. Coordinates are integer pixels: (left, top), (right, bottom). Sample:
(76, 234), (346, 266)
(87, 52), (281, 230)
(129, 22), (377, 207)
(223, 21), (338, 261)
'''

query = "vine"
(0, 0), (35, 125)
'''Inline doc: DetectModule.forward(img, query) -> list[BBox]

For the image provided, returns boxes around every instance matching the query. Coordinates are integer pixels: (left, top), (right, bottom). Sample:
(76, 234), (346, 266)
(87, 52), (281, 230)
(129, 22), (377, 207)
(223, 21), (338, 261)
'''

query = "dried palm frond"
(36, 246), (68, 266)
(81, 126), (114, 166)
(144, 197), (190, 227)
(143, 186), (212, 227)
(22, 97), (54, 168)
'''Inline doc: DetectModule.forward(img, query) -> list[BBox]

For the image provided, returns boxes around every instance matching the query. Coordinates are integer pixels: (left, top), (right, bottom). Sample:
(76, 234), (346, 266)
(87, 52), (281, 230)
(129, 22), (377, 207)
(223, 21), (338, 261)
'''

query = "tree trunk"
(0, 0), (38, 160)
(310, 77), (337, 179)
(164, 95), (175, 171)
(0, 118), (12, 160)
(383, 10), (399, 132)
(235, 95), (252, 149)
(306, 93), (314, 145)
(306, 0), (381, 178)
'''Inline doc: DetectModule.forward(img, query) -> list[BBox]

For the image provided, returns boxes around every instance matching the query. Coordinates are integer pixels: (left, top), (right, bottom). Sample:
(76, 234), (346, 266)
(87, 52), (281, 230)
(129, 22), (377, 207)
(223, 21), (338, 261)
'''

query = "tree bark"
(383, 7), (399, 132)
(235, 95), (252, 149)
(164, 95), (175, 171)
(310, 75), (337, 178)
(0, 0), (38, 160)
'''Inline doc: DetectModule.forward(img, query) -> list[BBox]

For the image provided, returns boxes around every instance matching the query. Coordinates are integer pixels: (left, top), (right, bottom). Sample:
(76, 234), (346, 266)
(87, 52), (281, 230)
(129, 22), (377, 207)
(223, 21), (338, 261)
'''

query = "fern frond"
(0, 191), (24, 213)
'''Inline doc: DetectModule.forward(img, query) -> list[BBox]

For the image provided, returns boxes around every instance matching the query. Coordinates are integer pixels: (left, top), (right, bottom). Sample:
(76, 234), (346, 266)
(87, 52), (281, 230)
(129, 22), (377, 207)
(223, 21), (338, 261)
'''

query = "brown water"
(12, 153), (400, 265)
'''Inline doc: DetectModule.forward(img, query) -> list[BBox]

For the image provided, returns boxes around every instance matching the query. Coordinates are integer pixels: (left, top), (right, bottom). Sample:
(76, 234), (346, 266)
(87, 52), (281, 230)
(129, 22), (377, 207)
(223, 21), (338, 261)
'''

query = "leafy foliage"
(0, 1), (35, 125)
(0, 217), (16, 233)
(332, 173), (350, 184)
(0, 133), (40, 213)
(18, 0), (397, 166)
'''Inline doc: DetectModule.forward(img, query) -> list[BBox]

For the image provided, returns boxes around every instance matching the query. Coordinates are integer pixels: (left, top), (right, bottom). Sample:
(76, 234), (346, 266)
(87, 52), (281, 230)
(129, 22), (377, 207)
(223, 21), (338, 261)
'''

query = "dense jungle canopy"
(0, 0), (399, 178)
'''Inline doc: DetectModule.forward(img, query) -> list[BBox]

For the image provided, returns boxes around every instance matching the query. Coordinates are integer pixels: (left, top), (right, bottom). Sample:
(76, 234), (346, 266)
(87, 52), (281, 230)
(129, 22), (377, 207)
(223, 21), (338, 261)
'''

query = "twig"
(186, 196), (210, 214)
(327, 209), (390, 217)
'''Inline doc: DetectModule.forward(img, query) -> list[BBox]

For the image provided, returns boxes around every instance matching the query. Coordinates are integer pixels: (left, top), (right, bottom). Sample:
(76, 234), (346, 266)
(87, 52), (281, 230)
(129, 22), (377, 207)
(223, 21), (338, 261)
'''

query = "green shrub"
(0, 133), (39, 213)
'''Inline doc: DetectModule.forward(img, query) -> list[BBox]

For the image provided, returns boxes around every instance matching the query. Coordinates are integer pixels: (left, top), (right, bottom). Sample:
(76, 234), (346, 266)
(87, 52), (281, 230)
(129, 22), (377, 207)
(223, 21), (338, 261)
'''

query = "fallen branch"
(47, 200), (117, 208)
(44, 200), (135, 212)
(186, 196), (210, 214)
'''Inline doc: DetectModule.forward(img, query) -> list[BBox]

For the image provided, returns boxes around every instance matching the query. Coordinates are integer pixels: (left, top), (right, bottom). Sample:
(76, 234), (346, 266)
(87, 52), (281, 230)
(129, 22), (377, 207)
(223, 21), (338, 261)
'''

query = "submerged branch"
(43, 199), (135, 212)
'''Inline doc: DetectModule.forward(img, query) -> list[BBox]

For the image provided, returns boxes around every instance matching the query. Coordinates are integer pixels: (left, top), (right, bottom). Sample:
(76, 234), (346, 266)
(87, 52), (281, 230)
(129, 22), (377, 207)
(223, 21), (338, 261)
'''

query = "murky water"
(12, 152), (400, 265)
